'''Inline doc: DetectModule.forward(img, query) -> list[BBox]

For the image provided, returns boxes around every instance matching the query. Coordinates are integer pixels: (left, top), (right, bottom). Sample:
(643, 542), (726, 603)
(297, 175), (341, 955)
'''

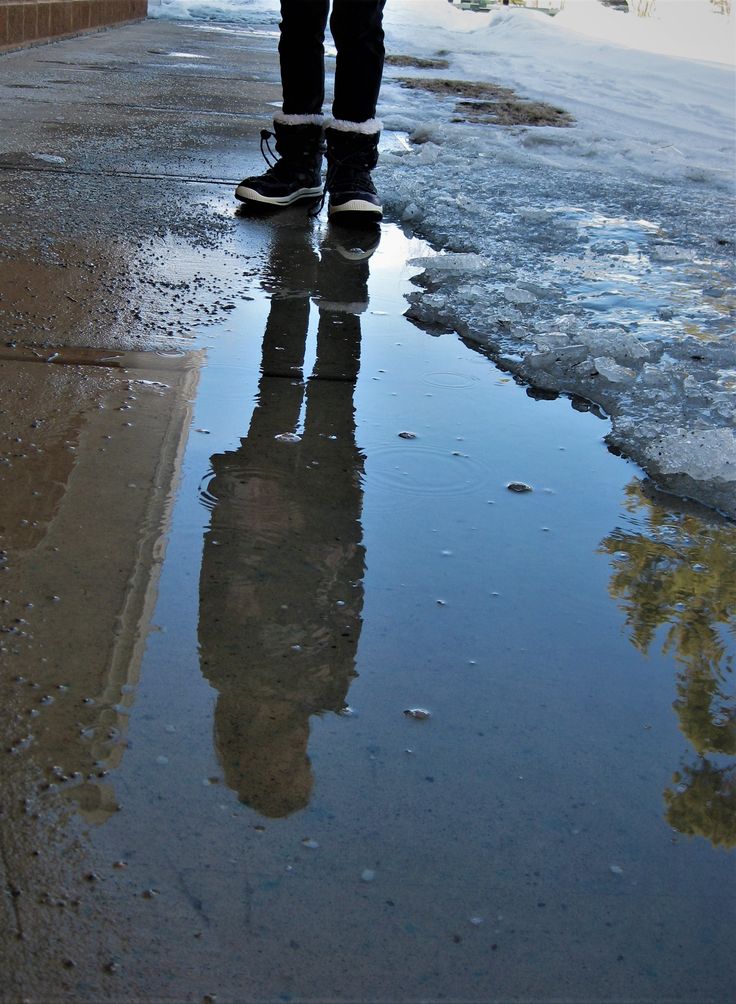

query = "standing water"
(1, 216), (733, 1001)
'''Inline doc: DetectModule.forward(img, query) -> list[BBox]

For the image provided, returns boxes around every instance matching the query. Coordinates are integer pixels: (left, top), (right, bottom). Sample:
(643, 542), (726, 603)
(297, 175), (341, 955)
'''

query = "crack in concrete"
(0, 164), (238, 185)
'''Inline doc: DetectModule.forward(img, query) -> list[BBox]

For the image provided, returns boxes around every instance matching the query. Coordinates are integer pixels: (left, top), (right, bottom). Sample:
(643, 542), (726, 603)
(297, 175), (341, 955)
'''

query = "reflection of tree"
(664, 761), (736, 850)
(601, 480), (736, 754)
(600, 480), (736, 847)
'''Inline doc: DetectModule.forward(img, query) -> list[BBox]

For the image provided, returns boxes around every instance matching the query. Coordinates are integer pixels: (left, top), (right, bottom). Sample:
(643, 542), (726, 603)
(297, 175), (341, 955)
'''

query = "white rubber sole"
(234, 184), (323, 206)
(328, 198), (383, 219)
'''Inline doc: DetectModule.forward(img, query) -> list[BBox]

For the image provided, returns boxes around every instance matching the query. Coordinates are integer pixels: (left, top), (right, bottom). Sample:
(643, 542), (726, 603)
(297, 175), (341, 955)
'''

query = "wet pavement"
(1, 20), (735, 1004)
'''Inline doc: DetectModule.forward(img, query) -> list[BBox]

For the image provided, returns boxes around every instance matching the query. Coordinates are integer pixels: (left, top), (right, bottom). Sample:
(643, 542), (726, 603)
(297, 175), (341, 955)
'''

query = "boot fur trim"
(274, 112), (325, 127)
(326, 117), (382, 135)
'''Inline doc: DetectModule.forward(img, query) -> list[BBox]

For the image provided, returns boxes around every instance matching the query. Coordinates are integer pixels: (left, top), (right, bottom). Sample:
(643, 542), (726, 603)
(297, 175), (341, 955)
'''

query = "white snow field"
(154, 0), (736, 515)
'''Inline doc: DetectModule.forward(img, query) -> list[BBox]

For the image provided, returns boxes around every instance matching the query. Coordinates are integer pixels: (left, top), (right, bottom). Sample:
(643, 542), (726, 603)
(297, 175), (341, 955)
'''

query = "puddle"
(0, 221), (732, 1000)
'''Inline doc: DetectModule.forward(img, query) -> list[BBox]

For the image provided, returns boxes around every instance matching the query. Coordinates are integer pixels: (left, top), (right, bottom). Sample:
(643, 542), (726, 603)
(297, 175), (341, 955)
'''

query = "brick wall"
(0, 0), (148, 52)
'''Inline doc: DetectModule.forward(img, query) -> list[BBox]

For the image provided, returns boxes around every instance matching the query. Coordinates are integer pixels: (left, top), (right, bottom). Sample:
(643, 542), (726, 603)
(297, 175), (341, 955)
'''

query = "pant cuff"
(275, 112), (326, 127)
(326, 117), (382, 135)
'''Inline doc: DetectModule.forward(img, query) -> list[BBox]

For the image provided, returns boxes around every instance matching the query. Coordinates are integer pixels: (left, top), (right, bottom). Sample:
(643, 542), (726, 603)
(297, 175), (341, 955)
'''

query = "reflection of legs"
(199, 284), (366, 818)
(311, 310), (362, 387)
(300, 310), (364, 698)
(251, 295), (310, 440)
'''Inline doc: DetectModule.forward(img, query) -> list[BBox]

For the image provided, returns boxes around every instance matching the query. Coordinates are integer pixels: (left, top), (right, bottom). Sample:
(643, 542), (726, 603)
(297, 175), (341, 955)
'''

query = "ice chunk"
(580, 328), (650, 361)
(414, 144), (441, 166)
(402, 202), (422, 223)
(639, 364), (672, 387)
(533, 332), (573, 350)
(503, 285), (537, 305)
(649, 245), (694, 263)
(649, 427), (736, 482)
(409, 253), (488, 274)
(593, 357), (636, 383)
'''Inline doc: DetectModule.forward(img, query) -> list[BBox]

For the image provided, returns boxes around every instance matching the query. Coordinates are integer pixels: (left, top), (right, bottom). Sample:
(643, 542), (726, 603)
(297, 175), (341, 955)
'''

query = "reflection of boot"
(329, 228), (381, 262)
(325, 123), (383, 222)
(314, 228), (380, 315)
(236, 118), (325, 207)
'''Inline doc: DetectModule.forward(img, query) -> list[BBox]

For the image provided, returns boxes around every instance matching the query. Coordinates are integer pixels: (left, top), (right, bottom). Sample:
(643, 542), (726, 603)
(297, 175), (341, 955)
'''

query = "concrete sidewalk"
(0, 25), (284, 995)
(0, 17), (285, 352)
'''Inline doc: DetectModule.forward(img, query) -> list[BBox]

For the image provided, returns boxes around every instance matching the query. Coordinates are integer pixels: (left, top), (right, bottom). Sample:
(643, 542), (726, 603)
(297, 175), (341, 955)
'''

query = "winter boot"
(325, 124), (383, 223)
(235, 119), (325, 208)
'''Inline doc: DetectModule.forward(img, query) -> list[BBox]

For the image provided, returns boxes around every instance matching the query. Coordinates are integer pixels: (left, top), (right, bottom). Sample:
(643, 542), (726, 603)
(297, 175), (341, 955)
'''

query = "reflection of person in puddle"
(199, 223), (378, 818)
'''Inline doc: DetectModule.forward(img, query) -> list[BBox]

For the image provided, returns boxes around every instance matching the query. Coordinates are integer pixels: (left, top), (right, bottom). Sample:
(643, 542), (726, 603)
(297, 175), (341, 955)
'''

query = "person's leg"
(279, 0), (330, 118)
(324, 0), (386, 221)
(234, 0), (329, 207)
(329, 0), (386, 126)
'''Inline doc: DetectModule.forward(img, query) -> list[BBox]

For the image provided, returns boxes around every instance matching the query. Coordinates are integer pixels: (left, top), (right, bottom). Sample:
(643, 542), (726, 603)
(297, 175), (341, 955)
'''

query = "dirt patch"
(386, 54), (451, 70)
(399, 77), (516, 100)
(455, 98), (574, 127)
(398, 76), (574, 128)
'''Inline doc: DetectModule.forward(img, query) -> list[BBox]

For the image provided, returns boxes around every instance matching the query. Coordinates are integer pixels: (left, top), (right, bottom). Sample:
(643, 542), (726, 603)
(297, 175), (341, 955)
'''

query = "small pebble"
(404, 708), (431, 720)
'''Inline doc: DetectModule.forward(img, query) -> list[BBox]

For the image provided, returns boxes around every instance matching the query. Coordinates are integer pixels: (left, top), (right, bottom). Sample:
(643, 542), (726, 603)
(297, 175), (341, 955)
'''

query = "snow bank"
(556, 0), (735, 65)
(375, 0), (736, 515)
(148, 0), (278, 27)
(381, 1), (735, 188)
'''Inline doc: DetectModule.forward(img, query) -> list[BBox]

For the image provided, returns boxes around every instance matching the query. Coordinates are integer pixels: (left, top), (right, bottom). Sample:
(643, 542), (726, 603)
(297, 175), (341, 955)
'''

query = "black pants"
(279, 0), (386, 123)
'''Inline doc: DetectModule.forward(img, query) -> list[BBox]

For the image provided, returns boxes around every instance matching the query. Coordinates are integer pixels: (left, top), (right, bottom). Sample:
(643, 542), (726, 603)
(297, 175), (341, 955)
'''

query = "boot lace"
(257, 128), (296, 181)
